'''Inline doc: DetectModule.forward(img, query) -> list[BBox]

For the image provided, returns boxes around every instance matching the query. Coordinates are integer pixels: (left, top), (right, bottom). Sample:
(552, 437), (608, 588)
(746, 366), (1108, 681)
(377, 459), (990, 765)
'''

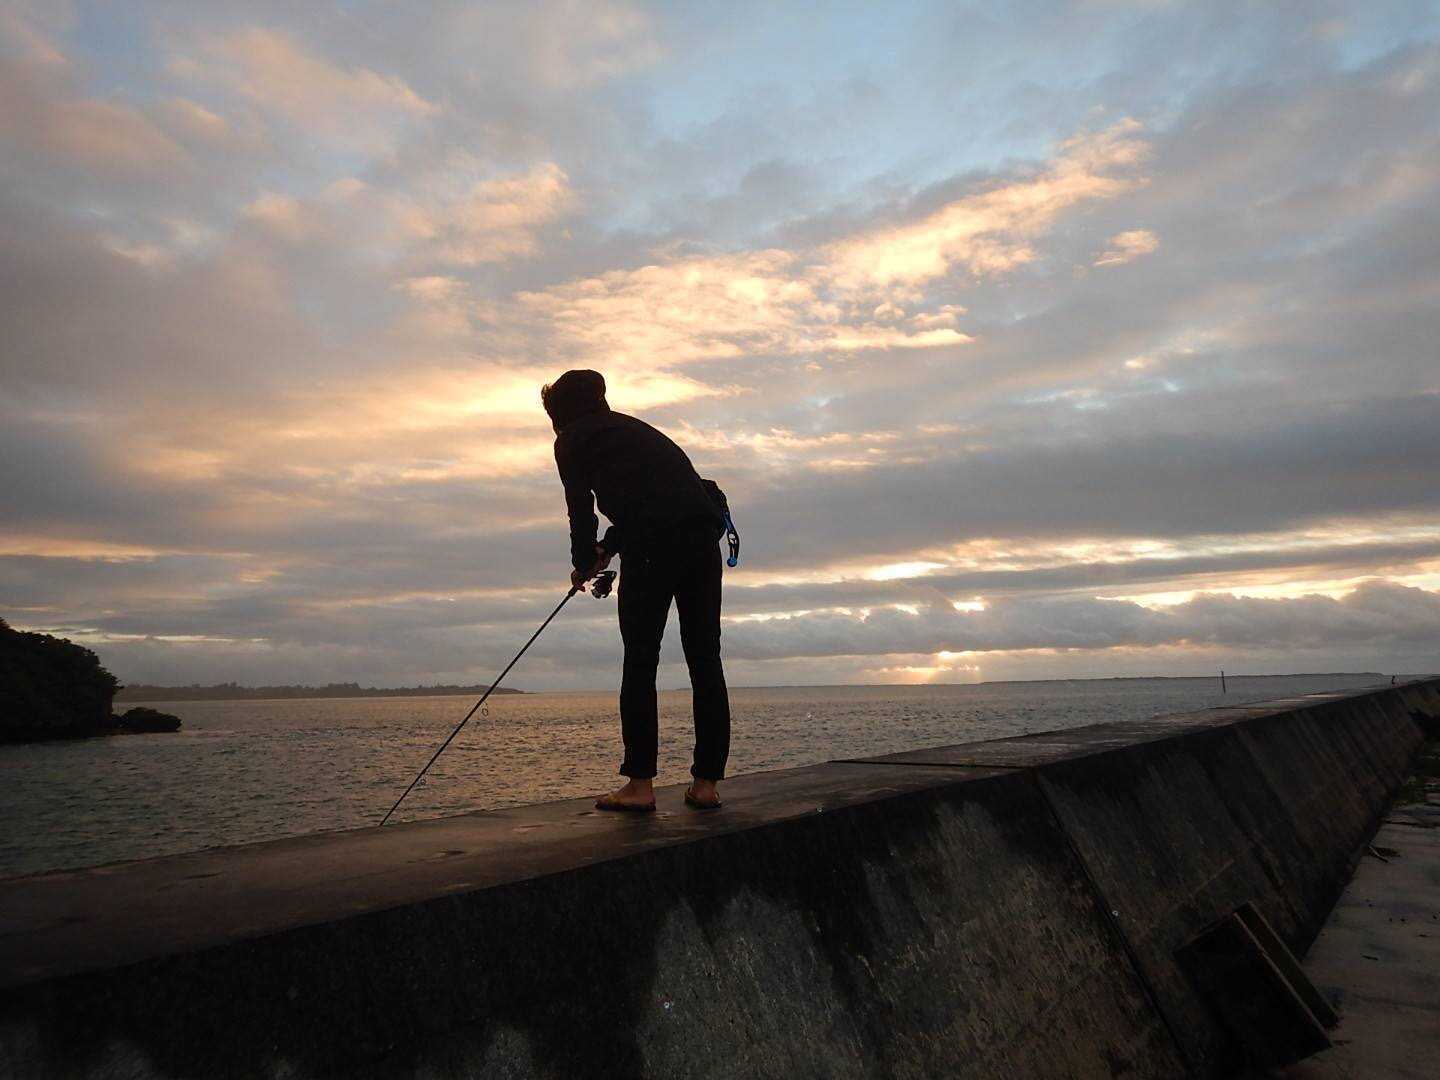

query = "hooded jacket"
(553, 405), (723, 572)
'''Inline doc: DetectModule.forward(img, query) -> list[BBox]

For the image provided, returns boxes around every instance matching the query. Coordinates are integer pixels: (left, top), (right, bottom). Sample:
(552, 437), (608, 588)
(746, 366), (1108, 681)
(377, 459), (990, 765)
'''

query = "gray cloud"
(67, 578), (1438, 693)
(2, 3), (1438, 686)
(721, 393), (1440, 569)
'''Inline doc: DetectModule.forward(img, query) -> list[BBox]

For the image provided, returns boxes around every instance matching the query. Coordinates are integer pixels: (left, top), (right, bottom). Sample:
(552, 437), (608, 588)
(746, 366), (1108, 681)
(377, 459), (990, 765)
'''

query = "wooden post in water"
(1221, 670), (1228, 694)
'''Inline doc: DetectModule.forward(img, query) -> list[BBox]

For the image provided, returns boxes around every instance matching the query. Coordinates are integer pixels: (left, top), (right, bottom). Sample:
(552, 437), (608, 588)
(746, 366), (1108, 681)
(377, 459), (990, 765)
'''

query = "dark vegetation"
(114, 706), (183, 733)
(0, 618), (181, 743)
(115, 682), (525, 702)
(1395, 737), (1440, 806)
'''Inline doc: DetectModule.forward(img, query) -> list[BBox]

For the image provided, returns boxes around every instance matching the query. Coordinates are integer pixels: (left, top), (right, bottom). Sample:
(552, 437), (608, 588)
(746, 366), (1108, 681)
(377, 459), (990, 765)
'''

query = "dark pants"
(617, 521), (730, 781)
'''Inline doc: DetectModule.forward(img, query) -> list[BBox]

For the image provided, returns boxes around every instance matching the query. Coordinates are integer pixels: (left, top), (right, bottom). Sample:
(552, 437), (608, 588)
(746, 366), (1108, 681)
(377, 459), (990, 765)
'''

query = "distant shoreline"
(111, 672), (1404, 704)
(114, 683), (527, 703)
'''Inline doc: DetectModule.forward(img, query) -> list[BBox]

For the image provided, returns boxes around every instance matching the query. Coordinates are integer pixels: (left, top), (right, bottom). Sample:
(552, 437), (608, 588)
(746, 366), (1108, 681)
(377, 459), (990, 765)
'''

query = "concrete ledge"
(0, 679), (1434, 1078)
(0, 761), (1012, 987)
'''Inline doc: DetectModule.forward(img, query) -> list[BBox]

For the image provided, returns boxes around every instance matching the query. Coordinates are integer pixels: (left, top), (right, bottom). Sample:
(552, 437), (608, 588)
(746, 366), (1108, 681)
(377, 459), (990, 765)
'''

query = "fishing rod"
(378, 569), (617, 826)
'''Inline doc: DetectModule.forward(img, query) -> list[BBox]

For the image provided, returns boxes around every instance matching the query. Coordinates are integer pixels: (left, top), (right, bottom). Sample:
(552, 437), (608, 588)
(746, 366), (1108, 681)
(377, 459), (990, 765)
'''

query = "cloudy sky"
(3, 1), (1438, 690)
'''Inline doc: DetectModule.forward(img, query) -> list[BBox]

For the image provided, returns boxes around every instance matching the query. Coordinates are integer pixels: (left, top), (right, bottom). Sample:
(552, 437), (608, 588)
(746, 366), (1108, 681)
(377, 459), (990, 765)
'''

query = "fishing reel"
(590, 569), (617, 599)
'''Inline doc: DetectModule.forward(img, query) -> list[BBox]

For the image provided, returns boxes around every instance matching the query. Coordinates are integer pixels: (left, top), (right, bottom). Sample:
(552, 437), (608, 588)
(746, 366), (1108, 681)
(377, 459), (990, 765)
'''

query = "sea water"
(0, 674), (1389, 878)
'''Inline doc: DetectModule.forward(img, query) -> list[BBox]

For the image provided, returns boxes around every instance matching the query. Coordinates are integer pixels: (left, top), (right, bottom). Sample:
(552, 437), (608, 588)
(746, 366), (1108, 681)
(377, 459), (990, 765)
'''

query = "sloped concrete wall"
(1031, 698), (1422, 1076)
(0, 679), (1432, 1079)
(854, 681), (1429, 1076)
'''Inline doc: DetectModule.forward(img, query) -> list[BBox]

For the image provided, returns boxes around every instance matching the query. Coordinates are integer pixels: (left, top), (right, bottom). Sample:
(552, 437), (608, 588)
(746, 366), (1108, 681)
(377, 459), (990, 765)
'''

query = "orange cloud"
(177, 27), (434, 149)
(152, 97), (263, 153)
(518, 248), (973, 370)
(31, 98), (192, 174)
(0, 30), (191, 176)
(1093, 228), (1160, 266)
(515, 121), (1147, 373)
(823, 119), (1149, 292)
(240, 161), (572, 271)
(401, 162), (573, 266)
(108, 354), (725, 499)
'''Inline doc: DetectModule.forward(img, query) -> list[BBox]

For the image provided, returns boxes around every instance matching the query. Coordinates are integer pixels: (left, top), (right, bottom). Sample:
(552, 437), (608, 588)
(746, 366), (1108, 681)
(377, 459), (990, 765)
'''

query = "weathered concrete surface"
(0, 679), (1434, 1079)
(1280, 740), (1440, 1080)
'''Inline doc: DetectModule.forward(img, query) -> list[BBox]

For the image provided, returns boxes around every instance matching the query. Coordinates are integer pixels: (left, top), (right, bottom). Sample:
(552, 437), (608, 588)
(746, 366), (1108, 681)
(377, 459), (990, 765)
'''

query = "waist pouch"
(700, 478), (730, 539)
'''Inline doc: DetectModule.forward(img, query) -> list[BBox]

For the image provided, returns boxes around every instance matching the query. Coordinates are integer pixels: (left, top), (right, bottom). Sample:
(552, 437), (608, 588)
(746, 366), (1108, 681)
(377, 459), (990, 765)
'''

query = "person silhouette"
(543, 369), (731, 811)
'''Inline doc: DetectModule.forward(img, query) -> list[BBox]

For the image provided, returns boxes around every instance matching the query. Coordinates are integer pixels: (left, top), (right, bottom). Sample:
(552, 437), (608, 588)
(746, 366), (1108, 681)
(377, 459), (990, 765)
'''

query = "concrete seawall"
(1, 679), (1434, 1078)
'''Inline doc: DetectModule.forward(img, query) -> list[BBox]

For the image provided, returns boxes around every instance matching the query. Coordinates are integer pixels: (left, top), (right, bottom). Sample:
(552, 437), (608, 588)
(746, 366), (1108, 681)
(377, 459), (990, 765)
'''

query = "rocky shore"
(0, 618), (181, 743)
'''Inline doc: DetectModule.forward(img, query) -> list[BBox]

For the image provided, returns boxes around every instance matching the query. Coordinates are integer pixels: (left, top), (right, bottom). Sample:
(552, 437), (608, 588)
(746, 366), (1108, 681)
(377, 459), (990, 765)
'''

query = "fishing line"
(378, 571), (616, 827)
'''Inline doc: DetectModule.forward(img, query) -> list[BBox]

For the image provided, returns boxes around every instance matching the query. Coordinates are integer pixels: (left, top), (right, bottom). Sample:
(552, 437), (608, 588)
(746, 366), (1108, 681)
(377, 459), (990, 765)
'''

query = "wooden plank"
(1237, 901), (1339, 1028)
(1176, 911), (1331, 1070)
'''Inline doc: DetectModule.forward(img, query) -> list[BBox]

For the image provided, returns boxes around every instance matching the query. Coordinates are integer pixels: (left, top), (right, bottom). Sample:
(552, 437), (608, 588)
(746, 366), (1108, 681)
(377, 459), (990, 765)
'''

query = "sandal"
(595, 794), (656, 813)
(684, 788), (722, 811)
